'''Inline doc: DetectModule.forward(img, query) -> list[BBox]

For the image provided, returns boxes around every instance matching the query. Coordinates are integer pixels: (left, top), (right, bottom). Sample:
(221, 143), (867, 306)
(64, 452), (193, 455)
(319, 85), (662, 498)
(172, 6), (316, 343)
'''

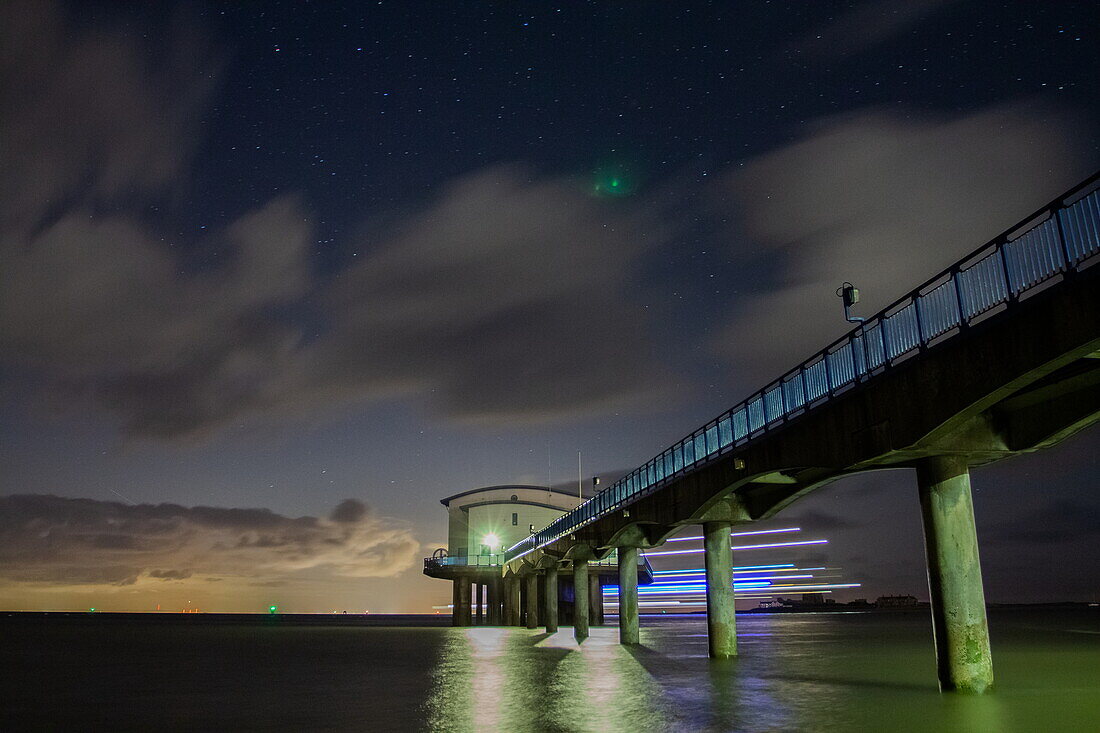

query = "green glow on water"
(269, 605), (277, 614)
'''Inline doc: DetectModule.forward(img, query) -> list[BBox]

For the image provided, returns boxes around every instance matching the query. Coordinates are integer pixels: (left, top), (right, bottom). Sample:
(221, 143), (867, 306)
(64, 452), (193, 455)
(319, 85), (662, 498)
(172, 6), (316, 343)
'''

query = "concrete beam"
(917, 456), (993, 693)
(703, 522), (737, 658)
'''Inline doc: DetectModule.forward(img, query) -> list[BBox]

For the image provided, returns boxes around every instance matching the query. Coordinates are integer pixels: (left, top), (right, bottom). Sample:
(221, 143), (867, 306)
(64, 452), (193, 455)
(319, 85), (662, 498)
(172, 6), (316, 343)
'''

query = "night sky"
(1, 0), (1098, 613)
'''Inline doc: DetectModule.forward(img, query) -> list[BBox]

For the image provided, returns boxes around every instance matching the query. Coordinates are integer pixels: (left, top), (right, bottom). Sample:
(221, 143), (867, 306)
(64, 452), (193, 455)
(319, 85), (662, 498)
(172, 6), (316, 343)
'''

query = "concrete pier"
(451, 580), (463, 627)
(509, 574), (522, 626)
(573, 560), (590, 641)
(618, 546), (639, 645)
(525, 573), (539, 629)
(456, 576), (473, 627)
(545, 566), (559, 633)
(588, 574), (602, 625)
(917, 456), (993, 693)
(503, 572), (514, 625)
(703, 521), (737, 658)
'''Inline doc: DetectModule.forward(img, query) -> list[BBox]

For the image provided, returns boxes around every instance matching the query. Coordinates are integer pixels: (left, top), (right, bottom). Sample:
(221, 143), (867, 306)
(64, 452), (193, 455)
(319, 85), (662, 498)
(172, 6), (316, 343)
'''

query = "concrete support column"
(703, 521), (737, 658)
(451, 579), (463, 627)
(484, 578), (496, 625)
(917, 456), (993, 693)
(490, 576), (503, 625)
(473, 583), (482, 624)
(573, 560), (590, 641)
(525, 573), (540, 629)
(502, 575), (516, 626)
(545, 566), (559, 633)
(588, 574), (601, 625)
(456, 575), (473, 627)
(509, 574), (523, 627)
(618, 546), (640, 645)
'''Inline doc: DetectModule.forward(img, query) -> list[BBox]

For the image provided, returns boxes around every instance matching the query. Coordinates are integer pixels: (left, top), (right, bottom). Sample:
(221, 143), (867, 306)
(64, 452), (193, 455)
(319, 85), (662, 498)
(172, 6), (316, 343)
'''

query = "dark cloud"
(0, 494), (420, 588)
(988, 499), (1100, 544)
(309, 166), (669, 424)
(149, 569), (193, 581)
(783, 509), (861, 531)
(715, 104), (1092, 386)
(792, 0), (961, 59)
(0, 2), (668, 441)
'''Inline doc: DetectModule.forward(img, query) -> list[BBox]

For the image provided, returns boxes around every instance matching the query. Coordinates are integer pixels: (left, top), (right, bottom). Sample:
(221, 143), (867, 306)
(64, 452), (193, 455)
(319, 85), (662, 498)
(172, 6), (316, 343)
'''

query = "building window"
(512, 512), (518, 526)
(510, 494), (518, 502)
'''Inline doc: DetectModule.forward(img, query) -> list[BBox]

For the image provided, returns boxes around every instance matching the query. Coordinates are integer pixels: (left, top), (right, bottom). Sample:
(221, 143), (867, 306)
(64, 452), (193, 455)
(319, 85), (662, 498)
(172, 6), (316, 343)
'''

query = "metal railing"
(507, 171), (1100, 561)
(424, 554), (508, 569)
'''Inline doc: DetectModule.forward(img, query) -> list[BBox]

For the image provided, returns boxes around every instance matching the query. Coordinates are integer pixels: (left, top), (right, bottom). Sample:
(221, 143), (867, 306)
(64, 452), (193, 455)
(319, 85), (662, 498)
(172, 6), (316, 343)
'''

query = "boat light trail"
(644, 539), (827, 556)
(666, 527), (801, 542)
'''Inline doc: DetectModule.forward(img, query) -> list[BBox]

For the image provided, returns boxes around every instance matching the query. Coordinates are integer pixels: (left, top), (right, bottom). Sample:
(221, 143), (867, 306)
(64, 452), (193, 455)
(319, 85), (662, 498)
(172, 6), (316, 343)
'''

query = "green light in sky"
(269, 605), (278, 614)
(591, 162), (638, 198)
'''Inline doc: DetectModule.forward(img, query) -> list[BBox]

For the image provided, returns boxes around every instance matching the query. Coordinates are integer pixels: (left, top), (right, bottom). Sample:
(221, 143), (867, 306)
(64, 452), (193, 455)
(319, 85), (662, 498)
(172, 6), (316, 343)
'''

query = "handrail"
(507, 170), (1100, 561)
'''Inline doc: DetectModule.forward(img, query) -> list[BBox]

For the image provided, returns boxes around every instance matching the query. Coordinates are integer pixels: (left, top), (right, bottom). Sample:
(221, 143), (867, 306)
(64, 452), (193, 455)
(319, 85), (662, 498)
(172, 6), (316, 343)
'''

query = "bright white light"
(483, 533), (500, 548)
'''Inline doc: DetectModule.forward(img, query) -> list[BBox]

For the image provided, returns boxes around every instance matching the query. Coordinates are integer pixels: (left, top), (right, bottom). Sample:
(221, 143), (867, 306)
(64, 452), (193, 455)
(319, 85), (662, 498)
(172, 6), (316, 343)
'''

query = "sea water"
(3, 609), (1098, 731)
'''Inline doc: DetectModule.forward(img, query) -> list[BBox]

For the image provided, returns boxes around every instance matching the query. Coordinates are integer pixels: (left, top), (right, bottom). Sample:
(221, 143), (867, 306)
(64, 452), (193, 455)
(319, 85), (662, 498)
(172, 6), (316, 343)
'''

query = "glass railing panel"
(1003, 218), (1064, 294)
(863, 321), (886, 369)
(705, 425), (719, 454)
(883, 302), (919, 359)
(747, 396), (765, 432)
(827, 342), (856, 389)
(1059, 189), (1100, 264)
(732, 408), (749, 440)
(764, 384), (784, 423)
(957, 251), (1008, 319)
(718, 415), (734, 447)
(804, 358), (828, 402)
(783, 371), (805, 411)
(917, 279), (961, 340)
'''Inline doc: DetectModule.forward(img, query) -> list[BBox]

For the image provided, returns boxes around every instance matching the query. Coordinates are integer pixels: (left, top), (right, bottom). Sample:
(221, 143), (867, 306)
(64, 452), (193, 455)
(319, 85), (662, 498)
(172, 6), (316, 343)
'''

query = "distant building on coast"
(875, 595), (919, 608)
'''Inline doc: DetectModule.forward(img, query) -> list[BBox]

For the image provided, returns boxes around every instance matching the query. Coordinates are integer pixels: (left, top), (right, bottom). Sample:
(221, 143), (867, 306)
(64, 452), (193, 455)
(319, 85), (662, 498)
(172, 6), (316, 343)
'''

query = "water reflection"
(426, 626), (670, 732)
(426, 612), (1100, 732)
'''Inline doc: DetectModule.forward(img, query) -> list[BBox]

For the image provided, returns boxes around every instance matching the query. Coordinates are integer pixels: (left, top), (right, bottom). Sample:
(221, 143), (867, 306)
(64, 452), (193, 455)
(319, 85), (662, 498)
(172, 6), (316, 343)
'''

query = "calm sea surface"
(3, 609), (1098, 732)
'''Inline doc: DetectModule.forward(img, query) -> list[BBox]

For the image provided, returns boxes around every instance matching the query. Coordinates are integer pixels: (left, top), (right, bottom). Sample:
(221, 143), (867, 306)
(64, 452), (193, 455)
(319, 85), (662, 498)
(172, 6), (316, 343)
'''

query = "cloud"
(0, 2), (669, 440)
(0, 495), (420, 588)
(988, 499), (1100, 544)
(783, 509), (861, 531)
(308, 165), (668, 424)
(714, 104), (1092, 386)
(792, 0), (961, 59)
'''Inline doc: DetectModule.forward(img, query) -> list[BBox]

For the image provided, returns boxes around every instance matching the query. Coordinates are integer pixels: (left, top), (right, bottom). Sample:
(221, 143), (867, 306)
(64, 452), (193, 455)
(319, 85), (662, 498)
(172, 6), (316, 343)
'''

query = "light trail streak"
(644, 539), (827, 556)
(666, 527), (801, 542)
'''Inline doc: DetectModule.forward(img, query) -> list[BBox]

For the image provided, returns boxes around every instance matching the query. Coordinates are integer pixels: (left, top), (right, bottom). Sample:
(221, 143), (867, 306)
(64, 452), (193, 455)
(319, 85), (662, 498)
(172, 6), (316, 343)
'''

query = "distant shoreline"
(1, 602), (1095, 620)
